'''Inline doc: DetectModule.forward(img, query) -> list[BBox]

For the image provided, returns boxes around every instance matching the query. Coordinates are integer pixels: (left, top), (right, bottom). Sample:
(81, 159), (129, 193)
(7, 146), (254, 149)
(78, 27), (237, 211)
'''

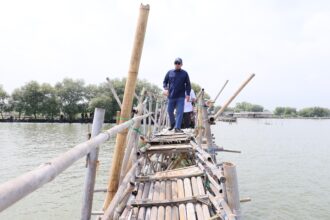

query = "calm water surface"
(0, 119), (330, 220)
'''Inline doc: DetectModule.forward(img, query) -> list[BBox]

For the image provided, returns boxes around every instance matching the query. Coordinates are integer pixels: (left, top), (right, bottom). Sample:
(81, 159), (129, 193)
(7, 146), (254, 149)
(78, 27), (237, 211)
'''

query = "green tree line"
(274, 106), (330, 117)
(1, 82), (329, 121)
(0, 78), (161, 121)
(213, 101), (330, 118)
(0, 80), (208, 122)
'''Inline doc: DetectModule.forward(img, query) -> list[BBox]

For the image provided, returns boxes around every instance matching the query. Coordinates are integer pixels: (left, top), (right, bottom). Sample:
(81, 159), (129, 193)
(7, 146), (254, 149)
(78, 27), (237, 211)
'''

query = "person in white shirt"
(182, 89), (196, 129)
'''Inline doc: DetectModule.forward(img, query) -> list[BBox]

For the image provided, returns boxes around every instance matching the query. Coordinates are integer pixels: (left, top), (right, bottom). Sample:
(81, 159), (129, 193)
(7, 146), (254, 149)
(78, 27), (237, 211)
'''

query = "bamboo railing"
(0, 112), (151, 212)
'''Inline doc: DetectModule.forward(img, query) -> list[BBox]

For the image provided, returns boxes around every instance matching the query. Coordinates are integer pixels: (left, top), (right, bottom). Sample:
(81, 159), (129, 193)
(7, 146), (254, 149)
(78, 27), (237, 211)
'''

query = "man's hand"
(163, 89), (169, 97)
(186, 95), (190, 102)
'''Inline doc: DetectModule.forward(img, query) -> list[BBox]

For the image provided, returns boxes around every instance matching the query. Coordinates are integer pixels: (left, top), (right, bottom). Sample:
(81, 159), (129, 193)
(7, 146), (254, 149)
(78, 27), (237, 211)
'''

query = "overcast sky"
(0, 0), (329, 110)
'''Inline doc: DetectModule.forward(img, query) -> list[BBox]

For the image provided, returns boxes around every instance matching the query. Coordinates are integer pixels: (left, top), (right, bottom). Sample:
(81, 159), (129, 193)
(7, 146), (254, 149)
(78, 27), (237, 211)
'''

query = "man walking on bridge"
(163, 57), (191, 133)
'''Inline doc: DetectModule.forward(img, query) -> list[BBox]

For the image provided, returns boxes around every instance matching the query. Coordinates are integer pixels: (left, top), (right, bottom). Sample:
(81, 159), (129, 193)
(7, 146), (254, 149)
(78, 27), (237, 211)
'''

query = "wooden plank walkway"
(117, 130), (227, 220)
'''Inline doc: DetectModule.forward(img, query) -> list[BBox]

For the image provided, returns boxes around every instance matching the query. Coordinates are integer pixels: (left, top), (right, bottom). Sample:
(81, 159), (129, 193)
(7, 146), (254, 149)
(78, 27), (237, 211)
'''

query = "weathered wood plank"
(137, 182), (150, 220)
(191, 177), (204, 220)
(146, 144), (193, 153)
(184, 178), (196, 220)
(165, 180), (172, 220)
(171, 180), (179, 220)
(177, 179), (187, 220)
(145, 182), (154, 220)
(132, 183), (144, 218)
(150, 181), (160, 219)
(136, 166), (203, 182)
(157, 181), (166, 220)
(196, 177), (210, 220)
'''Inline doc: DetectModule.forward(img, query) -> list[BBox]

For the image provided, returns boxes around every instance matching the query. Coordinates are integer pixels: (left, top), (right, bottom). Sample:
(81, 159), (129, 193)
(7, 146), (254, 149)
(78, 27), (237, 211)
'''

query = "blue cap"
(174, 57), (182, 64)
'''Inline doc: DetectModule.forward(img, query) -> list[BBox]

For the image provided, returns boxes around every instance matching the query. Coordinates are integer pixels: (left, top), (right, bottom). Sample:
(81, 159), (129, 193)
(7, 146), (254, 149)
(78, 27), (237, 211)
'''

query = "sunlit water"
(0, 119), (330, 219)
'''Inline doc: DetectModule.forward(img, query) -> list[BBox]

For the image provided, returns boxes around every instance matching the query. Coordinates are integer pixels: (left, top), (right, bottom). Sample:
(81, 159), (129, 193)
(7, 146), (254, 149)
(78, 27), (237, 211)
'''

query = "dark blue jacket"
(163, 69), (191, 99)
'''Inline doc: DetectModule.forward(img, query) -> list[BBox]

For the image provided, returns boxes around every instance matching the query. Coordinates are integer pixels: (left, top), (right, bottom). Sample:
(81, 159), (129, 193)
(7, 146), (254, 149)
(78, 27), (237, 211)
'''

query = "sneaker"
(168, 126), (174, 131)
(174, 128), (183, 133)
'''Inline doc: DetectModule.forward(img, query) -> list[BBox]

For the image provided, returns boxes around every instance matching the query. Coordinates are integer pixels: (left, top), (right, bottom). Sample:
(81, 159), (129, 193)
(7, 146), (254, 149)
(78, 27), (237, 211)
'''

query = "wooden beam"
(131, 195), (209, 207)
(136, 166), (204, 181)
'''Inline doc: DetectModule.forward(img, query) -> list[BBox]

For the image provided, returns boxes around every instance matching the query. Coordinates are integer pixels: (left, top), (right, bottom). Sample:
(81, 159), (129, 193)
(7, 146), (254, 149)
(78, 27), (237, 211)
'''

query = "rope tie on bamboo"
(138, 142), (148, 149)
(131, 126), (143, 135)
(117, 116), (133, 121)
(209, 214), (224, 220)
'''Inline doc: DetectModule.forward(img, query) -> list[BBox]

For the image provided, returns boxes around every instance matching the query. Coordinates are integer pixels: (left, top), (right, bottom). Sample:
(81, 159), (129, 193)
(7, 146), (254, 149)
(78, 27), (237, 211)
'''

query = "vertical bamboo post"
(116, 111), (121, 125)
(196, 90), (204, 147)
(119, 99), (145, 184)
(158, 101), (165, 130)
(81, 108), (105, 220)
(201, 97), (215, 161)
(147, 95), (152, 137)
(223, 162), (241, 219)
(153, 98), (159, 133)
(103, 4), (150, 210)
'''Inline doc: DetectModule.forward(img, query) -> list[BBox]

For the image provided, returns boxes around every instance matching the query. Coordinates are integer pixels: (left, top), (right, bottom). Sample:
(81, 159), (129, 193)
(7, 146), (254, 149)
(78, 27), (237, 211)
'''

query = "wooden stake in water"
(223, 162), (241, 220)
(81, 108), (105, 220)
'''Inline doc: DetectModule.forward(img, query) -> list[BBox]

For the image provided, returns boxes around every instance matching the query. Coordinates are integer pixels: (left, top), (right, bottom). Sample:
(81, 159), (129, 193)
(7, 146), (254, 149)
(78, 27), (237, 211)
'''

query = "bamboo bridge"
(0, 4), (255, 220)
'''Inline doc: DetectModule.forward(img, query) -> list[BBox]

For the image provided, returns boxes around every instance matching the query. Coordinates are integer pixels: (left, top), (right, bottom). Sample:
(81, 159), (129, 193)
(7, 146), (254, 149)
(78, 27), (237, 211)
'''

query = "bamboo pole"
(223, 162), (241, 220)
(143, 104), (147, 135)
(213, 80), (229, 103)
(157, 181), (166, 220)
(116, 111), (121, 125)
(165, 180), (172, 220)
(177, 179), (187, 220)
(196, 177), (211, 220)
(153, 98), (159, 133)
(81, 108), (105, 220)
(201, 96), (214, 161)
(196, 90), (204, 147)
(171, 181), (179, 220)
(150, 181), (160, 219)
(131, 182), (144, 218)
(106, 77), (122, 109)
(119, 99), (145, 184)
(103, 4), (150, 209)
(137, 181), (151, 219)
(0, 114), (150, 212)
(184, 178), (196, 220)
(113, 182), (135, 219)
(102, 159), (143, 220)
(145, 182), (155, 220)
(191, 177), (204, 220)
(147, 95), (152, 138)
(212, 74), (255, 121)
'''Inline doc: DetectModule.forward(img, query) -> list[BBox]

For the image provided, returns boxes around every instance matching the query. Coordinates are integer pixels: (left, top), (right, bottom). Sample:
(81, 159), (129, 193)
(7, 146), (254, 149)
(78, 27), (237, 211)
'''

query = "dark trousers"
(182, 111), (193, 129)
(167, 97), (185, 129)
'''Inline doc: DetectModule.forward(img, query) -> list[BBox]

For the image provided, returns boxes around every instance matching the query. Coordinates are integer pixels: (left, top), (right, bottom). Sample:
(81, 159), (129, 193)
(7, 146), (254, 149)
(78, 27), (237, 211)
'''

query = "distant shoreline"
(1, 117), (330, 124)
(0, 119), (116, 124)
(220, 116), (330, 120)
